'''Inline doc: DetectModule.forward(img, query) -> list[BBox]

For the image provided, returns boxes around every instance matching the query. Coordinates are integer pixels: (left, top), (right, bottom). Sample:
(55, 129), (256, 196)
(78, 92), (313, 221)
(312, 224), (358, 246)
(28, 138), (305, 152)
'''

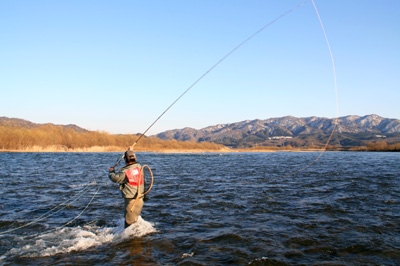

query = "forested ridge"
(156, 115), (400, 149)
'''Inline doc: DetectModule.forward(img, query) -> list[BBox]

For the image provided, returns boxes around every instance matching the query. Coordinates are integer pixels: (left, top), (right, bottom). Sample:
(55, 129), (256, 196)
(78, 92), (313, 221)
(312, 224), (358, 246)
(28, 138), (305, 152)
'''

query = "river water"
(0, 152), (399, 265)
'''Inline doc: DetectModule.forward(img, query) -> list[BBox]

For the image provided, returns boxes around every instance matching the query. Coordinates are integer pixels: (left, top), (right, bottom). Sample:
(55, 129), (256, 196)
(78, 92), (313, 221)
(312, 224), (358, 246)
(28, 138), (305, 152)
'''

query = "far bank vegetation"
(0, 124), (226, 152)
(348, 141), (400, 152)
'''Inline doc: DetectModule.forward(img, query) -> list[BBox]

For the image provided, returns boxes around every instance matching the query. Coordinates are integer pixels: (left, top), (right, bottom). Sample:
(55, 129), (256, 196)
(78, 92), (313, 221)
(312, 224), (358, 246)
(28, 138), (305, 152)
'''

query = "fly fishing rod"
(112, 0), (310, 167)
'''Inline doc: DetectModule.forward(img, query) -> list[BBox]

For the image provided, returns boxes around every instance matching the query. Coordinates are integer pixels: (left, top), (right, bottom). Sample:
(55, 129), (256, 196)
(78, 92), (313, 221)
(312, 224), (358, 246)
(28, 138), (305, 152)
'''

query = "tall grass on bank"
(350, 141), (400, 152)
(0, 124), (226, 152)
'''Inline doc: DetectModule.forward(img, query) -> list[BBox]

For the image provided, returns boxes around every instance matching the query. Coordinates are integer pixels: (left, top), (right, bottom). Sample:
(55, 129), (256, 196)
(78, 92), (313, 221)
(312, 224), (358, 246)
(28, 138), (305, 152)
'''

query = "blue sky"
(1, 0), (399, 135)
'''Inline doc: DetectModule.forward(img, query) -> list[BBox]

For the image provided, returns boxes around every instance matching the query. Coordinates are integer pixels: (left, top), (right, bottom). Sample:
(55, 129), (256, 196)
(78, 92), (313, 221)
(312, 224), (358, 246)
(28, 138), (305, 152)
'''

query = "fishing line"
(62, 186), (100, 228)
(111, 0), (310, 166)
(130, 165), (154, 212)
(273, 0), (339, 179)
(111, 0), (339, 179)
(20, 185), (101, 239)
(0, 182), (97, 235)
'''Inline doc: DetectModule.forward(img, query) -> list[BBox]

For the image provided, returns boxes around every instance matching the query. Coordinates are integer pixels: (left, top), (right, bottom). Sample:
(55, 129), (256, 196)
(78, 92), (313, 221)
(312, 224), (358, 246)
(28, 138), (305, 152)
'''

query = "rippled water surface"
(0, 152), (399, 265)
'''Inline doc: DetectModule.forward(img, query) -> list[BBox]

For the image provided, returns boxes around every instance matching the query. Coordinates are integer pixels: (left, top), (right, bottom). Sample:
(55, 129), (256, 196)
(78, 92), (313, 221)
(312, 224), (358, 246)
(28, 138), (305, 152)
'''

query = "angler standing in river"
(109, 149), (145, 228)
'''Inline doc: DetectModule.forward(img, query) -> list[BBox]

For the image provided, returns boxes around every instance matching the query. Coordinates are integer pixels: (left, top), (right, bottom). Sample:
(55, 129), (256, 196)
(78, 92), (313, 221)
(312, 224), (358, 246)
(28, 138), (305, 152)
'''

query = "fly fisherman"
(109, 149), (144, 228)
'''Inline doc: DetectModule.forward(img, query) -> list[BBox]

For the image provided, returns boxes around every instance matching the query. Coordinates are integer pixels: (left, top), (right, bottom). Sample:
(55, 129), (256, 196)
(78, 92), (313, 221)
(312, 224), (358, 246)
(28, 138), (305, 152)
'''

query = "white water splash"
(8, 217), (157, 258)
(181, 252), (194, 258)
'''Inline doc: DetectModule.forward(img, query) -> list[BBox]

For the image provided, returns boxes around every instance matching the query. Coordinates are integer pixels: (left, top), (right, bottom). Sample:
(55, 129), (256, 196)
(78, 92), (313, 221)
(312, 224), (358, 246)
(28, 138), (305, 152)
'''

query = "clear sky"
(1, 0), (399, 135)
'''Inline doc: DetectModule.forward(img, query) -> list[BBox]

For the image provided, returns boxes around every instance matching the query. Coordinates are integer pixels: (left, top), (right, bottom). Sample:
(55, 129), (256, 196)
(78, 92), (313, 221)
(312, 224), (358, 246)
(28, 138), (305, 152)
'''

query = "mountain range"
(155, 114), (400, 148)
(0, 116), (88, 133)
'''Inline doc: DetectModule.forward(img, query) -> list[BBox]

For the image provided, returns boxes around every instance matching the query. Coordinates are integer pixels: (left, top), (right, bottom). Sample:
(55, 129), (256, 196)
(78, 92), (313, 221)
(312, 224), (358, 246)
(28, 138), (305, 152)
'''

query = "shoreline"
(0, 148), (336, 153)
(1, 146), (398, 153)
(0, 145), (325, 153)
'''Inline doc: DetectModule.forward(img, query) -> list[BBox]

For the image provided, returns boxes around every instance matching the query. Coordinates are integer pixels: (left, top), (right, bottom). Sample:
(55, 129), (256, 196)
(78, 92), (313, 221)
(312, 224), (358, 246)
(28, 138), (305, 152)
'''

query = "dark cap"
(124, 150), (136, 164)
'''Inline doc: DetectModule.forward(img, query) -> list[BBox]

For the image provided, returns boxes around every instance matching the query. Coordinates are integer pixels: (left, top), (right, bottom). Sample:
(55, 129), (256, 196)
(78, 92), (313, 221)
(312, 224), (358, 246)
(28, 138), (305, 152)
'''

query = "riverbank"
(0, 145), (325, 153)
(2, 144), (399, 153)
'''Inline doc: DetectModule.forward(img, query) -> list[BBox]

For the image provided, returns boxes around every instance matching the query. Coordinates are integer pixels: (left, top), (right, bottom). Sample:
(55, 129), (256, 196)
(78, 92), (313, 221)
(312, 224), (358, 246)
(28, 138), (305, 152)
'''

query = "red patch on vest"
(125, 167), (143, 186)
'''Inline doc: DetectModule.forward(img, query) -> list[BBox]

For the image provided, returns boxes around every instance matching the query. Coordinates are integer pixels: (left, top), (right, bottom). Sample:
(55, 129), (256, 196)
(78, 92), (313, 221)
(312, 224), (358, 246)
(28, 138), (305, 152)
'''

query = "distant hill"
(155, 114), (400, 148)
(0, 116), (88, 133)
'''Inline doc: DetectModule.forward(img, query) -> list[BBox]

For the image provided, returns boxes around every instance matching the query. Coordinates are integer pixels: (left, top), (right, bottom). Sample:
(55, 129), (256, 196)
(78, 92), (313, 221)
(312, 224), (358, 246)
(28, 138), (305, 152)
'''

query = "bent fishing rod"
(112, 0), (310, 167)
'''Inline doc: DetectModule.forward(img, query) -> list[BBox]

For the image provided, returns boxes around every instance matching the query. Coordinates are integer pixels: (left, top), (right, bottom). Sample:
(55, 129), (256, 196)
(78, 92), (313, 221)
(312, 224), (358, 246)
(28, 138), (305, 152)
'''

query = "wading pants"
(124, 198), (144, 228)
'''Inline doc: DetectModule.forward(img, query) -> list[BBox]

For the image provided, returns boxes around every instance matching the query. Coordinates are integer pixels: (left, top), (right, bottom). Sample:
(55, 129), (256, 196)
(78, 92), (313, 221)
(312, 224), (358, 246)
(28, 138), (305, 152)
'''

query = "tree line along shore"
(1, 124), (399, 153)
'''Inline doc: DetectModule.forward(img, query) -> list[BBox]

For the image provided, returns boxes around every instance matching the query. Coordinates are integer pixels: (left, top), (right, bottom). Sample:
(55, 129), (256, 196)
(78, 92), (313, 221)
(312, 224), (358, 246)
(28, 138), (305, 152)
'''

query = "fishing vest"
(125, 167), (143, 186)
